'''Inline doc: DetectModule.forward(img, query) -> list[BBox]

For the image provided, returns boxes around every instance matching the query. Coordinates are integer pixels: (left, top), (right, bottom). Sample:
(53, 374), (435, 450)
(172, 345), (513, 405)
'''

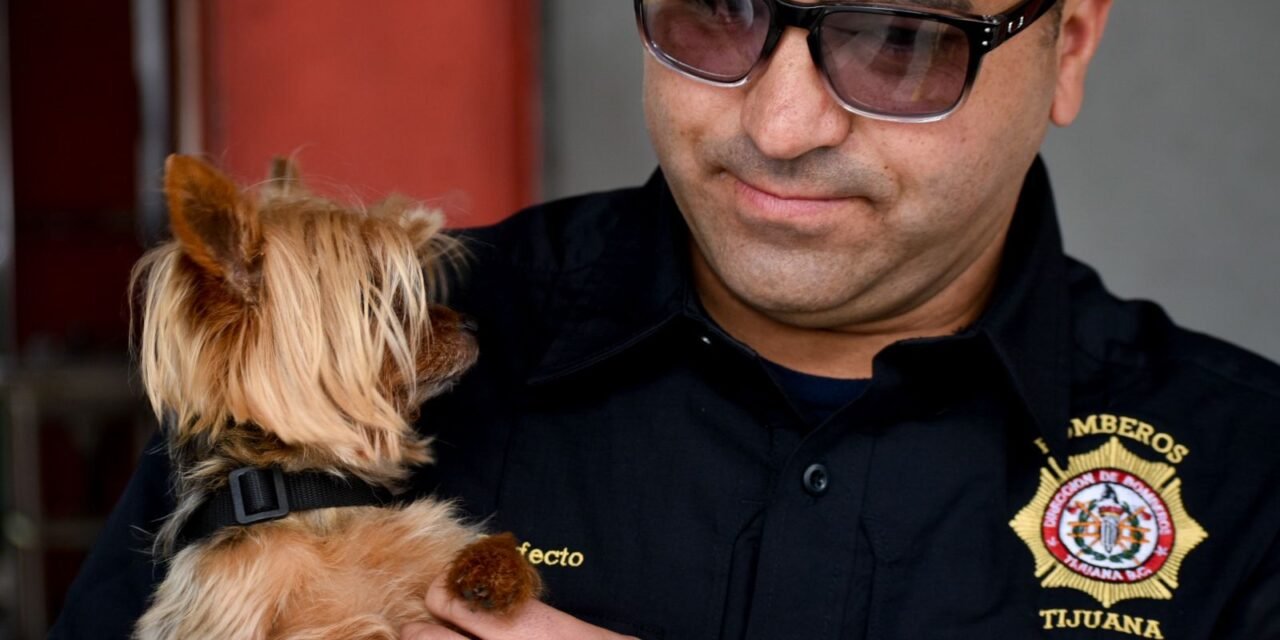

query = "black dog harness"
(176, 467), (395, 549)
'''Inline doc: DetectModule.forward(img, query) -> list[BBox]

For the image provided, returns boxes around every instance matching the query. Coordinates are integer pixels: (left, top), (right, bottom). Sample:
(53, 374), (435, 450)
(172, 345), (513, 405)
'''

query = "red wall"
(201, 1), (540, 227)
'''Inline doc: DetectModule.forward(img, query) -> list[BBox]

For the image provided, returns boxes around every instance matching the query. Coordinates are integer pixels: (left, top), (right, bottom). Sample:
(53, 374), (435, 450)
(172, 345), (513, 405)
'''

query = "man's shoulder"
(1066, 257), (1280, 397)
(1064, 257), (1280, 450)
(440, 180), (661, 374)
(455, 181), (655, 276)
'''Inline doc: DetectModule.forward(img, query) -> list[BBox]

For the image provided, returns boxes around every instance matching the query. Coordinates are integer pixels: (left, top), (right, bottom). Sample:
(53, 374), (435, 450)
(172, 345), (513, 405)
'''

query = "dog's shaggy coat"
(131, 156), (539, 639)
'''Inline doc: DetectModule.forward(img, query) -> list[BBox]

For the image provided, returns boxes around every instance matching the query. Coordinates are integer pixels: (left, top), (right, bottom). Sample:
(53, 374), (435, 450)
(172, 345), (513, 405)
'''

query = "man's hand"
(400, 576), (638, 640)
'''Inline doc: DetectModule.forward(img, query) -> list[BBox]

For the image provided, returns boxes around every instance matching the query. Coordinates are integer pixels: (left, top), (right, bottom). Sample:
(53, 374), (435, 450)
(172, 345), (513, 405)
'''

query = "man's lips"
(730, 174), (859, 223)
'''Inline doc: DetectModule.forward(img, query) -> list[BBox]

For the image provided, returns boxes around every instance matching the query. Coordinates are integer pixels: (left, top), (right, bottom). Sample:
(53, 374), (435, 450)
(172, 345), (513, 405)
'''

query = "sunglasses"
(635, 0), (1060, 123)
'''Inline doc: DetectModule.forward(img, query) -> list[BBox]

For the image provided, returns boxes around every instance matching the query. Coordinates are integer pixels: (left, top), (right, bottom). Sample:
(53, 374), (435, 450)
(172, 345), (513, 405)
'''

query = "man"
(55, 0), (1280, 638)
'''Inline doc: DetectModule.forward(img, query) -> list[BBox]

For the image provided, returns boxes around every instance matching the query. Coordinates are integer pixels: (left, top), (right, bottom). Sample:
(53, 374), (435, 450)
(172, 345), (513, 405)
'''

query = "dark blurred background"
(1, 1), (1277, 638)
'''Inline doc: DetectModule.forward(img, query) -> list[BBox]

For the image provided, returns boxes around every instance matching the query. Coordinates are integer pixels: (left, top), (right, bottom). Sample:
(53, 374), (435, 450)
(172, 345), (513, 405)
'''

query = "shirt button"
(802, 463), (829, 496)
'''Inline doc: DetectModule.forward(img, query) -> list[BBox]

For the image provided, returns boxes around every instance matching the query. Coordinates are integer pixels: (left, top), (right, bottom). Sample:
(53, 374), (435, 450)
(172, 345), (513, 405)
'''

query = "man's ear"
(1050, 0), (1113, 127)
(163, 154), (262, 300)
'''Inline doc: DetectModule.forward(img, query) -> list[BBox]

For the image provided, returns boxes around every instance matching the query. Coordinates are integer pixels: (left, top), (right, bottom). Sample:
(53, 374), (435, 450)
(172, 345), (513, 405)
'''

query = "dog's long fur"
(131, 156), (537, 639)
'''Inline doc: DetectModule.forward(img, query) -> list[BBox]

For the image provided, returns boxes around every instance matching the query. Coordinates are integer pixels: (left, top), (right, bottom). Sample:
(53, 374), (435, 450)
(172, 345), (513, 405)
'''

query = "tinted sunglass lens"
(641, 0), (771, 82)
(819, 12), (971, 118)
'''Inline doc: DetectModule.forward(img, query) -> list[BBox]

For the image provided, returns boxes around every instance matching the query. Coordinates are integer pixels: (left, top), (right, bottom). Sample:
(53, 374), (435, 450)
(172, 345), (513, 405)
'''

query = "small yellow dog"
(131, 156), (540, 639)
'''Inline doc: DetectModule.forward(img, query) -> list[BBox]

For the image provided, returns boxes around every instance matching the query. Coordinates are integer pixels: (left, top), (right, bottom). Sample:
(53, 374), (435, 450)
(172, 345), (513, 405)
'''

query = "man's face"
(645, 0), (1066, 331)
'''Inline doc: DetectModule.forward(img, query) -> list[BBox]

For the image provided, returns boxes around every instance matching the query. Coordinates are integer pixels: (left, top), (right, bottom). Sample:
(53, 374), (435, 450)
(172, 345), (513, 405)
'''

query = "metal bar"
(9, 384), (43, 639)
(174, 0), (204, 156)
(0, 0), (13, 361)
(0, 0), (24, 635)
(132, 0), (172, 246)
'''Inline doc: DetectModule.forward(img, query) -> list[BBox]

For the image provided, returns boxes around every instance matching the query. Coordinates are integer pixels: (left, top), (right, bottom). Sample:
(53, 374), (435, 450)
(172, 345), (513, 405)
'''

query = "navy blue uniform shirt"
(53, 159), (1280, 639)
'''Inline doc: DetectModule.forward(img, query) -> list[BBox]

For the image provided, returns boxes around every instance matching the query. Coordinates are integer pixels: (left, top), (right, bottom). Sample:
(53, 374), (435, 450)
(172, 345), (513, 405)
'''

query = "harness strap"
(176, 467), (396, 549)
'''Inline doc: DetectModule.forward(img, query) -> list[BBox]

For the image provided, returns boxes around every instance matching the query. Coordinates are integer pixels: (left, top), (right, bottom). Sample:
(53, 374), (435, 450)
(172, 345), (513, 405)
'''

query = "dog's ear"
(265, 155), (308, 199)
(398, 203), (446, 251)
(164, 155), (262, 300)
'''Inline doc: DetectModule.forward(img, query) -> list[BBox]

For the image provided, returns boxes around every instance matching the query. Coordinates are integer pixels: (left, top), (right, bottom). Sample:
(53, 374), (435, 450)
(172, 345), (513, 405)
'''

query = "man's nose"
(741, 29), (852, 160)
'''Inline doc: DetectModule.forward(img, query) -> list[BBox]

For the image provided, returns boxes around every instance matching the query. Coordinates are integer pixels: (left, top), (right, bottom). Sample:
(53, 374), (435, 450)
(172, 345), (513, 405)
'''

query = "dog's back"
(137, 502), (476, 639)
(130, 156), (537, 639)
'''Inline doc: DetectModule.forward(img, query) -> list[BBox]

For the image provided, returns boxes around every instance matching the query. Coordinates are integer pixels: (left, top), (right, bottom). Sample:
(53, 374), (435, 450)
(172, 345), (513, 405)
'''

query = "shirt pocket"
(858, 513), (1034, 639)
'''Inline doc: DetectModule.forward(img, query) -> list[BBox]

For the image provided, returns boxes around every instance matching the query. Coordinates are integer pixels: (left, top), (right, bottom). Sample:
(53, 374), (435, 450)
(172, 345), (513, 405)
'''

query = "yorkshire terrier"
(130, 155), (540, 639)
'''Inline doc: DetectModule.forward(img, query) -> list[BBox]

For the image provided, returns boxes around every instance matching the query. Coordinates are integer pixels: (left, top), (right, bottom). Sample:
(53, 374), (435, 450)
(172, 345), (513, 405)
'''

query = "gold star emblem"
(1010, 437), (1208, 608)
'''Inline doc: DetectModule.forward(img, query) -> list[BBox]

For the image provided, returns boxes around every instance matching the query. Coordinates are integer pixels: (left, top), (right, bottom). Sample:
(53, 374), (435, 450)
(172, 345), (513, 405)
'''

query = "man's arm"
(48, 433), (174, 640)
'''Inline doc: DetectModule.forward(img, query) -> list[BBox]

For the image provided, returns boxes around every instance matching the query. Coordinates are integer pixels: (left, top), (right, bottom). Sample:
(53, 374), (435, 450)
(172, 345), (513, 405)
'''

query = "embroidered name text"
(1040, 609), (1164, 638)
(517, 541), (585, 568)
(1067, 414), (1188, 464)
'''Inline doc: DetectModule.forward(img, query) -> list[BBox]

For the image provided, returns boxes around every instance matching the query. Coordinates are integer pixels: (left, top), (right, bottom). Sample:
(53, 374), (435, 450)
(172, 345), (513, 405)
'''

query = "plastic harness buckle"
(229, 466), (290, 525)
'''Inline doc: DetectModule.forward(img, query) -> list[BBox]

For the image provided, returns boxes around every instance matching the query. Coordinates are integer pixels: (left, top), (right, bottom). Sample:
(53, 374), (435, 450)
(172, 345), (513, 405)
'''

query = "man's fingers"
(423, 576), (548, 640)
(425, 575), (635, 640)
(400, 621), (471, 640)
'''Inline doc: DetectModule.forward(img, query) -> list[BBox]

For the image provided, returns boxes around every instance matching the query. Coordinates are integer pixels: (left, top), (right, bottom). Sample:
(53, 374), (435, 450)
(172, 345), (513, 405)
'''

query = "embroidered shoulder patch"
(1010, 437), (1208, 608)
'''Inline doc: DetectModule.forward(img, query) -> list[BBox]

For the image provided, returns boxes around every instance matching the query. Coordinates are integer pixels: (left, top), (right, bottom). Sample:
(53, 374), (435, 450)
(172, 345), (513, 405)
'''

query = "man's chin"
(721, 276), (866, 326)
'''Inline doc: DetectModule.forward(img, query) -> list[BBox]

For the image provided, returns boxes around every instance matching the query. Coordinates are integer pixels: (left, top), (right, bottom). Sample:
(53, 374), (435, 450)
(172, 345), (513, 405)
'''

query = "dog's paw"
(447, 532), (543, 614)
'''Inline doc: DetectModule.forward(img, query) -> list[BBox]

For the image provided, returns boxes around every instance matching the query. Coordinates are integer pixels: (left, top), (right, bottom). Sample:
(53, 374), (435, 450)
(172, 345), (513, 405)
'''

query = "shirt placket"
(740, 389), (878, 640)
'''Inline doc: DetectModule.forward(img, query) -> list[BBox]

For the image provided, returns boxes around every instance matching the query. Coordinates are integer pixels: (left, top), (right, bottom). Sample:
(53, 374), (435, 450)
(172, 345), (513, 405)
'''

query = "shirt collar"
(528, 159), (1072, 460)
(973, 156), (1072, 461)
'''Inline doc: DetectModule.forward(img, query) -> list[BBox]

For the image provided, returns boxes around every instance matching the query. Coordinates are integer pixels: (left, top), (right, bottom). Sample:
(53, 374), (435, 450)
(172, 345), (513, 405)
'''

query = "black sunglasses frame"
(635, 0), (1060, 123)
